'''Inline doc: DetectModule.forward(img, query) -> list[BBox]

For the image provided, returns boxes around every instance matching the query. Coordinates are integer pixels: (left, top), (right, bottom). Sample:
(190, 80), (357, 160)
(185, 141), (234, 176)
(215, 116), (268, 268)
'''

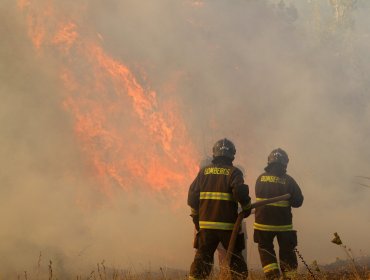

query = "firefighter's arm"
(236, 184), (252, 217)
(288, 177), (304, 208)
(230, 169), (252, 216)
(233, 184), (251, 209)
(188, 174), (201, 230)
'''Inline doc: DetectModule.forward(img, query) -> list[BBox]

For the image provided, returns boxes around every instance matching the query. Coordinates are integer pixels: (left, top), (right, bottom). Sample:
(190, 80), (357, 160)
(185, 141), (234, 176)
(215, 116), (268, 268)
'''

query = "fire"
(18, 0), (199, 199)
(52, 22), (79, 54)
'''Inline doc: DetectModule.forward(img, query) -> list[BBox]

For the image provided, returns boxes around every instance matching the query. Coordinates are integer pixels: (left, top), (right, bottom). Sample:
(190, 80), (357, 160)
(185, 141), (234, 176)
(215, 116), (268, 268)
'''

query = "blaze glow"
(18, 0), (199, 199)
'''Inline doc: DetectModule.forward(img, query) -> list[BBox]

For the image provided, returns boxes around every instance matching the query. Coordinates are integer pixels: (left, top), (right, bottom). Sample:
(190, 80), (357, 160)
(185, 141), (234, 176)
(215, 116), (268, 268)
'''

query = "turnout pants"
(189, 229), (248, 280)
(254, 230), (298, 279)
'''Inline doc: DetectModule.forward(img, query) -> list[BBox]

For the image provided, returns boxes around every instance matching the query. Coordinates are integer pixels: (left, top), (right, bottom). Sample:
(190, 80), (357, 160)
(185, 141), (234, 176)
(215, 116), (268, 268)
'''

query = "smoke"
(1, 0), (370, 277)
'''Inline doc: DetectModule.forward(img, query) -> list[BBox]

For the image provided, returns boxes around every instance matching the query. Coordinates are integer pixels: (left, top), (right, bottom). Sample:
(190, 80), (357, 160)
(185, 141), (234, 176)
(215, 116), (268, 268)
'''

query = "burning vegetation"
(17, 0), (199, 199)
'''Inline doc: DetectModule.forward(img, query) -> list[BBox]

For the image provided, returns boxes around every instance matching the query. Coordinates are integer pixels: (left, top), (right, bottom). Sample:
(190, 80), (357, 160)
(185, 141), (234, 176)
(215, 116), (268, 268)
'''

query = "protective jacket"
(254, 171), (303, 232)
(188, 157), (251, 231)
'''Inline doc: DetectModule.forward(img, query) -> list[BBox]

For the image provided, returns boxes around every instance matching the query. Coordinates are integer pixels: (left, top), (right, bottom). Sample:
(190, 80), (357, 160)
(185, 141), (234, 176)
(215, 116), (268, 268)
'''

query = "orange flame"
(18, 0), (199, 199)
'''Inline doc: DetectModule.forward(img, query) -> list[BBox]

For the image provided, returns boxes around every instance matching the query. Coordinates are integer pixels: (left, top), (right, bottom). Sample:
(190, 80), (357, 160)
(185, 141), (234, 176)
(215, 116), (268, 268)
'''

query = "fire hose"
(225, 193), (291, 265)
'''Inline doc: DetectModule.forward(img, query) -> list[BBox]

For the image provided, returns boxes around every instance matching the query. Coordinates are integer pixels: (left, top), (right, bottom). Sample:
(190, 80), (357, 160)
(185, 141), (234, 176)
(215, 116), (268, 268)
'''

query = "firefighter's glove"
(242, 202), (252, 218)
(192, 215), (200, 231)
(243, 208), (252, 218)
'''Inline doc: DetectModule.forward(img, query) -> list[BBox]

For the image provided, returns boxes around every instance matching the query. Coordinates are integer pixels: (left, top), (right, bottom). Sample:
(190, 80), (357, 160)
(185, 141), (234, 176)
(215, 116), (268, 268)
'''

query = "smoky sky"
(1, 0), (370, 277)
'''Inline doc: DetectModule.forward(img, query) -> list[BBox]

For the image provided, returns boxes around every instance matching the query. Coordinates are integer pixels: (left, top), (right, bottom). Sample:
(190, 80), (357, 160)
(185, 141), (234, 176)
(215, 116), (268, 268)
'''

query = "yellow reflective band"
(263, 263), (279, 273)
(204, 167), (230, 175)
(190, 207), (198, 216)
(200, 192), (234, 201)
(256, 197), (290, 207)
(260, 175), (286, 184)
(254, 223), (293, 231)
(199, 221), (234, 230)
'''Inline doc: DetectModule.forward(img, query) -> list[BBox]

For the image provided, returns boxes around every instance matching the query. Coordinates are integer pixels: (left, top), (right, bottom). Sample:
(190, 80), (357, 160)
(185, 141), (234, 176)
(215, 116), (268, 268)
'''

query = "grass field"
(6, 233), (369, 279)
(8, 256), (369, 280)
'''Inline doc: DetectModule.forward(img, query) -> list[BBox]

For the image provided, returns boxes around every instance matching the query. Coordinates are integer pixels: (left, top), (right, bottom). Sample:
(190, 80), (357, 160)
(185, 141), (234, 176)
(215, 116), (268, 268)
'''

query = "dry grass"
(11, 260), (369, 280)
(9, 233), (369, 280)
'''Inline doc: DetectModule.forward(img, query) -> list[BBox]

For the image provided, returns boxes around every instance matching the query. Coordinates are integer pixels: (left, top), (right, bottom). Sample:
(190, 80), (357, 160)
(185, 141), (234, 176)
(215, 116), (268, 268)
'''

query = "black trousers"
(189, 229), (248, 280)
(254, 230), (298, 279)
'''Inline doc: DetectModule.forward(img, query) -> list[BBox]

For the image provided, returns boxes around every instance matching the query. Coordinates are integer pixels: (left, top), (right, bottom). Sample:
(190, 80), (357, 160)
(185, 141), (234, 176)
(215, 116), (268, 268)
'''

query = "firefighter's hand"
(241, 201), (252, 218)
(192, 215), (200, 231)
(243, 208), (252, 218)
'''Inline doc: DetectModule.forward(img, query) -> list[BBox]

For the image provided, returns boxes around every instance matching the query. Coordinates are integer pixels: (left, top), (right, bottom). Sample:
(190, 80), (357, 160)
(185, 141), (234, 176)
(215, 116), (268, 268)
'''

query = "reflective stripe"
(200, 192), (234, 201)
(199, 221), (234, 230)
(190, 207), (198, 216)
(256, 197), (290, 207)
(254, 222), (293, 231)
(263, 262), (279, 273)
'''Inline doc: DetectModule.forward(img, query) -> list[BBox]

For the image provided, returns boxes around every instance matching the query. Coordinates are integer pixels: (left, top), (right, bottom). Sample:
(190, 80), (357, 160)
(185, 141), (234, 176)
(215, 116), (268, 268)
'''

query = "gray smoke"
(1, 0), (369, 277)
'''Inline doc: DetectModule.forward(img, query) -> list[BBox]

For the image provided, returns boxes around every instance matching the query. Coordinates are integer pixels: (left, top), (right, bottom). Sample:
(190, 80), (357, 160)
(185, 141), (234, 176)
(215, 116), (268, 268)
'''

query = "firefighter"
(188, 138), (252, 280)
(253, 148), (304, 279)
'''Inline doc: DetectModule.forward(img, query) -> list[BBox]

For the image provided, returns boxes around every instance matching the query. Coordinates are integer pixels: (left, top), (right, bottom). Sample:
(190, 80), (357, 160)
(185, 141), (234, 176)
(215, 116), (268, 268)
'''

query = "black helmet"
(267, 148), (289, 166)
(212, 138), (236, 160)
